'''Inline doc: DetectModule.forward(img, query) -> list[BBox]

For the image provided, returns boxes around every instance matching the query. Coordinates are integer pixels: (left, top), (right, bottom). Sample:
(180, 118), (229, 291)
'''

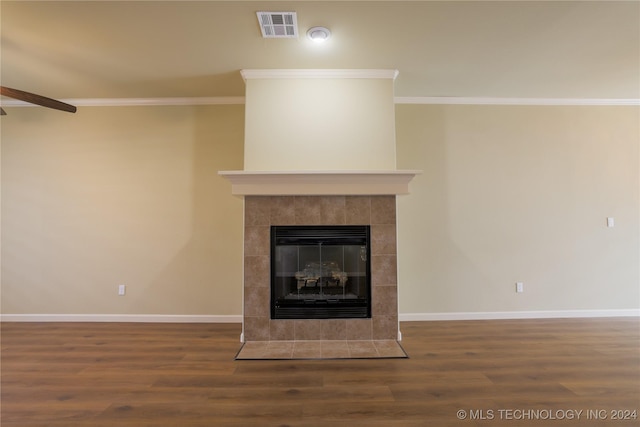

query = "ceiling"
(1, 1), (639, 102)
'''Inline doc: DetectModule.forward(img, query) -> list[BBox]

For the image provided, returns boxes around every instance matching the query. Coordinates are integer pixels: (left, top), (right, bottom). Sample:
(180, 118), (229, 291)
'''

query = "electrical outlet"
(118, 284), (126, 296)
(516, 282), (524, 293)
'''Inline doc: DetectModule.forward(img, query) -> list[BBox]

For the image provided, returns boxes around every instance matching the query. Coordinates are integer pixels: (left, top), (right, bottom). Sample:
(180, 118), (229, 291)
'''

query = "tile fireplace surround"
(243, 195), (399, 342)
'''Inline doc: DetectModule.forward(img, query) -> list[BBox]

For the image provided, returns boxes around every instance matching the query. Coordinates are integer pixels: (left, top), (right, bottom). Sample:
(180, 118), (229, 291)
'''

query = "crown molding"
(0, 97), (245, 108)
(394, 97), (640, 106)
(2, 96), (638, 109)
(240, 69), (400, 81)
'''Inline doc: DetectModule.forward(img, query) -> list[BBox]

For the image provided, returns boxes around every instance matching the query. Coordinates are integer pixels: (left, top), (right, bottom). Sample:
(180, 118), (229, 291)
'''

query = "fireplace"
(240, 195), (400, 342)
(271, 225), (371, 319)
(218, 69), (420, 343)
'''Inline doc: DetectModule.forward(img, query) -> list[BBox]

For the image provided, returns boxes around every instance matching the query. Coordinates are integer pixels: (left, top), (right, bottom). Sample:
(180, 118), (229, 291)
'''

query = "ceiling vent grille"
(257, 12), (298, 38)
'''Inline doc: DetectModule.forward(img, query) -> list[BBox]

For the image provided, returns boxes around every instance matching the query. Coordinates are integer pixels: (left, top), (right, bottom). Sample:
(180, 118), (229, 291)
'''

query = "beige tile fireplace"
(243, 195), (399, 341)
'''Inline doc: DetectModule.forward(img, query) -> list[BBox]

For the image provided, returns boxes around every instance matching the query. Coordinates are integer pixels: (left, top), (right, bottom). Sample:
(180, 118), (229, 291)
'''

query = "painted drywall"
(396, 104), (639, 314)
(1, 105), (244, 315)
(1, 103), (638, 317)
(243, 77), (396, 171)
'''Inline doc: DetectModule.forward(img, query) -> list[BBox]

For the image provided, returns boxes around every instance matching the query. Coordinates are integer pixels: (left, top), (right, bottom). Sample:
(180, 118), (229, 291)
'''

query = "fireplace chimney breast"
(241, 69), (399, 172)
(220, 69), (419, 195)
(218, 70), (419, 343)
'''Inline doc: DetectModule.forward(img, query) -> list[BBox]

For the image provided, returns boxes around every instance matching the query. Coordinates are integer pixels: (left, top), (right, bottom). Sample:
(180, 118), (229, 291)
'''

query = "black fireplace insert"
(270, 225), (371, 319)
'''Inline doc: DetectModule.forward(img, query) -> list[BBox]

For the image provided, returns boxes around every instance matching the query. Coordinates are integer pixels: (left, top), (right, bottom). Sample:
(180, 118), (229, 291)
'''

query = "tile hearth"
(236, 339), (407, 360)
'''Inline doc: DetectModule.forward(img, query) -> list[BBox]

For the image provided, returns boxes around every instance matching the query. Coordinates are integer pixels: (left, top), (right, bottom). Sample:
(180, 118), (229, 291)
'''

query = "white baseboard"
(0, 314), (242, 323)
(3, 310), (638, 323)
(399, 309), (640, 322)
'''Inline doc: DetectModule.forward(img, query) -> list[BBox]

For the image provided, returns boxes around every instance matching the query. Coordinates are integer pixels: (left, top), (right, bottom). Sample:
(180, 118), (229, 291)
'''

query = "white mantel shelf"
(218, 170), (421, 196)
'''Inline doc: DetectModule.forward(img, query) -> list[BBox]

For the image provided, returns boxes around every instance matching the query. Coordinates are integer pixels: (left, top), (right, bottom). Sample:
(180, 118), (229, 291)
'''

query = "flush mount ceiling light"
(307, 26), (331, 43)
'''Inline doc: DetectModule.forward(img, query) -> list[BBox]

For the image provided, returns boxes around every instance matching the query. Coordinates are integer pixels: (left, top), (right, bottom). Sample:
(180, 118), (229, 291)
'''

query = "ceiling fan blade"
(0, 86), (76, 113)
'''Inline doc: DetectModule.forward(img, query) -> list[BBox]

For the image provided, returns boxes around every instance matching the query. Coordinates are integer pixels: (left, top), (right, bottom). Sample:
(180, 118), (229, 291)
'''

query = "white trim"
(2, 96), (638, 109)
(394, 97), (640, 106)
(0, 314), (242, 323)
(240, 69), (399, 81)
(2, 311), (636, 323)
(218, 170), (421, 196)
(241, 200), (246, 343)
(399, 309), (640, 322)
(0, 97), (246, 108)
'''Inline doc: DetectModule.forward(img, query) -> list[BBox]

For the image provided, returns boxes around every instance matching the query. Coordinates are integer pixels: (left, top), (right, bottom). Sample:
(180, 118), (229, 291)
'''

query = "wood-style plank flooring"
(1, 318), (639, 426)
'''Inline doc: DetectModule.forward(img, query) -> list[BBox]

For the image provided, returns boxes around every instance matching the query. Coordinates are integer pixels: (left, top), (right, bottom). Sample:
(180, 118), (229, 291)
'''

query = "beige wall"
(244, 77), (396, 171)
(396, 105), (639, 314)
(1, 105), (244, 315)
(1, 103), (638, 317)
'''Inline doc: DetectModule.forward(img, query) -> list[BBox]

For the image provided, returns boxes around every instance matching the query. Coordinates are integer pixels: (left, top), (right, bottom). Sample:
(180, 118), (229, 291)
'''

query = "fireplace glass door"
(271, 225), (371, 319)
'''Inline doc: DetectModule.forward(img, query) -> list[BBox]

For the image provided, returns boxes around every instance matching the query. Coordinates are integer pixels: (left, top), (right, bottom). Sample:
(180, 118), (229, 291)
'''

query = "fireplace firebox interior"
(271, 225), (371, 319)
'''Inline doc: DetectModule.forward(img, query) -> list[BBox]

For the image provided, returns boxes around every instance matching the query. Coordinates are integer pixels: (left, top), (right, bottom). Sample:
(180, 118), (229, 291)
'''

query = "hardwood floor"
(2, 318), (638, 426)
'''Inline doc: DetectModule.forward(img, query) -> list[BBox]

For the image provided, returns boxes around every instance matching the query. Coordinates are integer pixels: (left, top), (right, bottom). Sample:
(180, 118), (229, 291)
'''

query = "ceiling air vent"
(256, 12), (298, 38)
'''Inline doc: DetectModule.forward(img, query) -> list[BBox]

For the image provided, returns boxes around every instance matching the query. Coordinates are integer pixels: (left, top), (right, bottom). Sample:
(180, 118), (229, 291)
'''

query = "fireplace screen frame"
(270, 225), (372, 320)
